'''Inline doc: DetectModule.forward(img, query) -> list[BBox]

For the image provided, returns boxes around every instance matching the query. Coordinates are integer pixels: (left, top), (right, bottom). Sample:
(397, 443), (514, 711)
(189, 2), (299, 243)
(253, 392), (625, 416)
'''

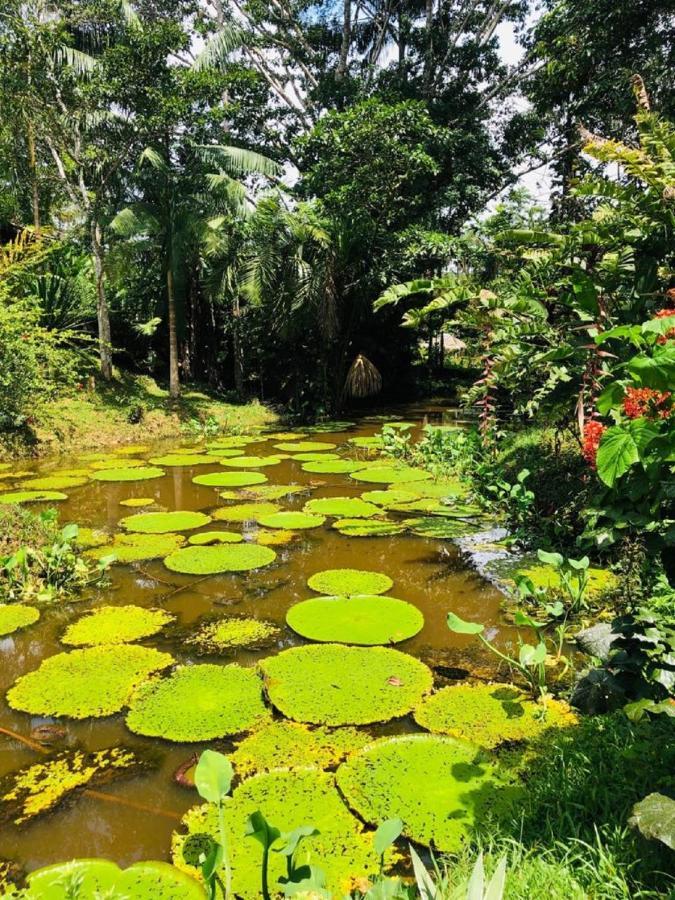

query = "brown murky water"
(0, 407), (516, 873)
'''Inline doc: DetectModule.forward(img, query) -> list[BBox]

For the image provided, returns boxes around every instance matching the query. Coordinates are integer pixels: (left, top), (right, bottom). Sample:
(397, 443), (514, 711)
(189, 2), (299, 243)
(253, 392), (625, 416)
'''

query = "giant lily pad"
(332, 518), (406, 537)
(85, 532), (185, 563)
(305, 420), (355, 432)
(0, 490), (67, 504)
(0, 747), (153, 825)
(336, 734), (522, 851)
(242, 484), (307, 500)
(260, 644), (432, 725)
(62, 605), (174, 647)
(301, 460), (365, 475)
(286, 595), (424, 645)
(303, 497), (380, 518)
(350, 466), (432, 484)
(403, 517), (474, 539)
(90, 458), (147, 470)
(349, 436), (385, 449)
(186, 617), (279, 654)
(148, 454), (213, 467)
(274, 441), (337, 452)
(206, 449), (243, 458)
(256, 511), (325, 530)
(361, 489), (421, 506)
(0, 605), (39, 637)
(172, 769), (384, 899)
(121, 511), (212, 534)
(119, 497), (155, 508)
(188, 531), (243, 545)
(211, 502), (281, 523)
(164, 543), (276, 575)
(20, 476), (88, 491)
(308, 568), (393, 596)
(220, 456), (283, 468)
(290, 451), (340, 462)
(23, 860), (205, 899)
(414, 683), (577, 748)
(266, 431), (308, 441)
(192, 472), (267, 488)
(255, 529), (298, 546)
(414, 479), (468, 499)
(126, 664), (269, 742)
(92, 467), (165, 483)
(7, 645), (174, 719)
(207, 436), (261, 449)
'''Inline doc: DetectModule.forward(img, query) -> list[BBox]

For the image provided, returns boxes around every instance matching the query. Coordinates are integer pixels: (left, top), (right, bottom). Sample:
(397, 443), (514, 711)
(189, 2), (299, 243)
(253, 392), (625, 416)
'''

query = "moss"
(119, 497), (155, 508)
(187, 531), (243, 545)
(414, 683), (577, 749)
(20, 475), (88, 490)
(255, 529), (298, 546)
(256, 511), (325, 530)
(307, 568), (393, 596)
(361, 489), (421, 505)
(350, 465), (433, 484)
(0, 490), (68, 504)
(192, 471), (267, 488)
(0, 604), (40, 637)
(303, 497), (380, 518)
(85, 532), (185, 563)
(337, 734), (523, 852)
(164, 543), (277, 575)
(121, 511), (212, 534)
(172, 769), (385, 898)
(186, 617), (279, 653)
(220, 455), (283, 468)
(7, 645), (174, 719)
(75, 527), (109, 549)
(0, 747), (153, 825)
(147, 454), (213, 467)
(61, 605), (174, 646)
(286, 595), (424, 645)
(274, 441), (337, 452)
(24, 859), (205, 899)
(211, 502), (281, 522)
(332, 518), (406, 537)
(513, 563), (619, 599)
(260, 644), (433, 725)
(301, 459), (365, 474)
(126, 664), (270, 742)
(92, 467), (165, 482)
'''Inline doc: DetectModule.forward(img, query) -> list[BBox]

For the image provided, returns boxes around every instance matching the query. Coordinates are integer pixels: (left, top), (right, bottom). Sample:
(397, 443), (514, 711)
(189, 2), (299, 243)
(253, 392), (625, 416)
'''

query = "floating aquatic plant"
(289, 451), (340, 462)
(121, 511), (212, 534)
(332, 518), (406, 537)
(286, 595), (424, 645)
(413, 479), (468, 499)
(172, 768), (384, 898)
(147, 454), (213, 467)
(274, 441), (337, 453)
(301, 460), (365, 475)
(403, 517), (475, 539)
(349, 436), (384, 449)
(192, 471), (267, 488)
(256, 511), (325, 530)
(255, 529), (298, 546)
(512, 562), (619, 599)
(119, 498), (155, 508)
(361, 489), (421, 506)
(0, 490), (67, 504)
(0, 747), (153, 825)
(20, 475), (88, 491)
(85, 532), (186, 563)
(211, 502), (281, 523)
(206, 449), (243, 458)
(92, 467), (165, 483)
(350, 465), (432, 484)
(187, 531), (242, 545)
(61, 605), (174, 647)
(307, 568), (393, 596)
(220, 456), (283, 468)
(186, 617), (279, 653)
(7, 645), (174, 719)
(164, 543), (276, 575)
(0, 604), (39, 637)
(260, 644), (433, 725)
(266, 431), (308, 441)
(303, 497), (380, 518)
(305, 421), (355, 432)
(23, 859), (205, 899)
(413, 683), (577, 748)
(90, 458), (147, 470)
(126, 664), (269, 742)
(336, 734), (522, 852)
(243, 484), (307, 500)
(207, 436), (260, 449)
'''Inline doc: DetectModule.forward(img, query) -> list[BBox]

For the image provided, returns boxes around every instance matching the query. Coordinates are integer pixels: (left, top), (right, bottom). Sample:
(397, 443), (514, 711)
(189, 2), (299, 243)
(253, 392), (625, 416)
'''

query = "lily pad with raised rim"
(308, 568), (393, 596)
(266, 431), (308, 441)
(119, 497), (155, 508)
(361, 489), (421, 506)
(187, 531), (243, 545)
(274, 441), (337, 452)
(24, 860), (205, 899)
(186, 617), (279, 653)
(0, 490), (67, 504)
(349, 436), (385, 449)
(303, 497), (380, 519)
(220, 456), (283, 468)
(403, 517), (476, 539)
(332, 518), (406, 537)
(301, 460), (364, 475)
(0, 605), (39, 637)
(350, 466), (432, 484)
(242, 484), (307, 500)
(148, 454), (213, 467)
(256, 511), (325, 530)
(164, 543), (276, 575)
(289, 452), (340, 462)
(92, 467), (165, 483)
(90, 458), (147, 470)
(192, 471), (267, 488)
(19, 475), (88, 491)
(62, 606), (174, 647)
(255, 529), (298, 546)
(207, 436), (262, 449)
(121, 511), (212, 534)
(286, 595), (424, 645)
(85, 532), (186, 563)
(211, 502), (281, 523)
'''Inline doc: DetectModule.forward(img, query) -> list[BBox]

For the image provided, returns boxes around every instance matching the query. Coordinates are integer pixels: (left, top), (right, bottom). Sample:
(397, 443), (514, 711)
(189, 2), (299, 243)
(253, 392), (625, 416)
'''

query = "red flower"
(654, 307), (675, 344)
(623, 386), (672, 420)
(583, 420), (606, 468)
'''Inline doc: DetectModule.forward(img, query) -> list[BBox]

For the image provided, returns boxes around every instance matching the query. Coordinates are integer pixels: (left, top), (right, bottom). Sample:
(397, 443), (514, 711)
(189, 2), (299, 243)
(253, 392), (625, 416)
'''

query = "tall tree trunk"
(26, 121), (40, 235)
(336, 0), (351, 81)
(423, 0), (434, 94)
(90, 219), (113, 381)
(232, 294), (245, 399)
(167, 265), (180, 399)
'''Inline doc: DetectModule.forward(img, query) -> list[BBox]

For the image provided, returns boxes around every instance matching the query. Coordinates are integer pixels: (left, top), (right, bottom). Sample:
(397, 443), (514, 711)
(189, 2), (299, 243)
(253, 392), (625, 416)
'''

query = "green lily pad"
(349, 436), (385, 449)
(126, 664), (269, 742)
(255, 529), (298, 546)
(256, 511), (325, 530)
(303, 497), (380, 518)
(302, 460), (365, 475)
(305, 421), (356, 432)
(229, 721), (371, 778)
(90, 458), (148, 470)
(186, 617), (279, 653)
(192, 472), (267, 488)
(121, 511), (212, 534)
(287, 595), (424, 645)
(20, 475), (88, 491)
(307, 568), (393, 596)
(332, 518), (406, 537)
(85, 532), (186, 563)
(260, 644), (433, 725)
(0, 605), (39, 637)
(242, 484), (307, 500)
(62, 605), (174, 647)
(119, 497), (155, 508)
(390, 499), (482, 517)
(403, 517), (475, 539)
(24, 860), (205, 899)
(164, 543), (277, 575)
(211, 502), (281, 523)
(7, 645), (174, 719)
(148, 454), (213, 467)
(266, 431), (309, 441)
(350, 466), (432, 484)
(73, 527), (109, 549)
(290, 452), (340, 462)
(413, 479), (468, 499)
(205, 449), (243, 458)
(172, 769), (384, 899)
(361, 489), (421, 505)
(92, 467), (165, 483)
(220, 456), (283, 468)
(336, 734), (522, 851)
(0, 490), (67, 504)
(188, 531), (243, 545)
(274, 441), (337, 452)
(414, 683), (577, 748)
(207, 436), (261, 449)
(0, 747), (153, 826)
(115, 444), (152, 455)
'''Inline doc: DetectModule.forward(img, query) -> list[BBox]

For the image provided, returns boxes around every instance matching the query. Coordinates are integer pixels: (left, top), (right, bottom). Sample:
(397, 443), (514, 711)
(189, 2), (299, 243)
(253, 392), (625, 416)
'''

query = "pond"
(0, 407), (520, 883)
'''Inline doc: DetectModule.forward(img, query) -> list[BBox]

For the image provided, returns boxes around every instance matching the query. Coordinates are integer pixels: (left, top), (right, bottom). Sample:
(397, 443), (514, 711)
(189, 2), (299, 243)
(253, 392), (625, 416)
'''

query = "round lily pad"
(126, 664), (269, 742)
(207, 436), (260, 449)
(192, 471), (267, 488)
(20, 475), (88, 490)
(244, 484), (307, 500)
(121, 511), (212, 534)
(290, 451), (340, 462)
(414, 683), (577, 748)
(7, 645), (174, 719)
(90, 458), (147, 469)
(350, 466), (432, 484)
(186, 617), (279, 653)
(220, 455), (283, 468)
(256, 511), (325, 530)
(260, 644), (433, 725)
(0, 605), (39, 637)
(76, 526), (109, 549)
(206, 448), (243, 458)
(332, 518), (406, 537)
(414, 479), (467, 499)
(287, 595), (424, 645)
(266, 431), (308, 441)
(255, 529), (298, 546)
(85, 532), (185, 563)
(305, 420), (355, 432)
(119, 497), (155, 508)
(172, 769), (383, 898)
(349, 436), (384, 449)
(303, 497), (380, 518)
(164, 543), (276, 575)
(115, 444), (151, 455)
(148, 454), (213, 467)
(308, 568), (393, 596)
(274, 441), (336, 452)
(92, 467), (165, 483)
(24, 859), (205, 899)
(211, 502), (281, 523)
(403, 517), (478, 539)
(62, 605), (174, 646)
(361, 489), (421, 505)
(0, 490), (67, 504)
(301, 460), (365, 475)
(188, 531), (242, 545)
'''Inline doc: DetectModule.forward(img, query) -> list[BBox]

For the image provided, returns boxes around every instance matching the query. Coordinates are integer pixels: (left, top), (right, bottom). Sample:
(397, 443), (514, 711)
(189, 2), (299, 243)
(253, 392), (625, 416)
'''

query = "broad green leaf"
(194, 750), (234, 803)
(596, 380), (627, 414)
(373, 818), (404, 856)
(514, 610), (541, 630)
(628, 417), (660, 453)
(447, 612), (484, 635)
(537, 549), (563, 567)
(568, 556), (590, 570)
(642, 315), (675, 337)
(245, 810), (281, 849)
(596, 426), (639, 487)
(629, 793), (675, 850)
(274, 825), (320, 857)
(628, 348), (675, 391)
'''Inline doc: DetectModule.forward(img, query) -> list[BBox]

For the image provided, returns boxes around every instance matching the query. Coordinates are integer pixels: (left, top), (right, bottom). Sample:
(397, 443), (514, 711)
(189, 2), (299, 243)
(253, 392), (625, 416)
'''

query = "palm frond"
(193, 25), (245, 71)
(54, 46), (99, 76)
(197, 144), (280, 179)
(342, 354), (382, 399)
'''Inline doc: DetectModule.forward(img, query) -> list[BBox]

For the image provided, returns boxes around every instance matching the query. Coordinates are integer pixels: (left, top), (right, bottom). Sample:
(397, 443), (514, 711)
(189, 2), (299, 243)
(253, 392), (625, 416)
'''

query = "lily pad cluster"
(350, 465), (432, 484)
(286, 595), (424, 645)
(186, 617), (279, 653)
(332, 518), (406, 537)
(121, 511), (212, 534)
(0, 605), (40, 637)
(61, 605), (174, 647)
(85, 532), (186, 563)
(164, 543), (276, 575)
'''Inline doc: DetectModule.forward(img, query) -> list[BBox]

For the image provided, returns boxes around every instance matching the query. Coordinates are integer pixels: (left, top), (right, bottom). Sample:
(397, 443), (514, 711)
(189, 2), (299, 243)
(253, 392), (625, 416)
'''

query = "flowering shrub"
(582, 421), (606, 468)
(622, 387), (672, 420)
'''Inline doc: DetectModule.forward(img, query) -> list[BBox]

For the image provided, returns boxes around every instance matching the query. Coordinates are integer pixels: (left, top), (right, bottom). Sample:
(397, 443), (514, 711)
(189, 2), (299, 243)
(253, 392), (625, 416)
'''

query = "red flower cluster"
(654, 307), (675, 344)
(582, 420), (606, 468)
(623, 386), (672, 420)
